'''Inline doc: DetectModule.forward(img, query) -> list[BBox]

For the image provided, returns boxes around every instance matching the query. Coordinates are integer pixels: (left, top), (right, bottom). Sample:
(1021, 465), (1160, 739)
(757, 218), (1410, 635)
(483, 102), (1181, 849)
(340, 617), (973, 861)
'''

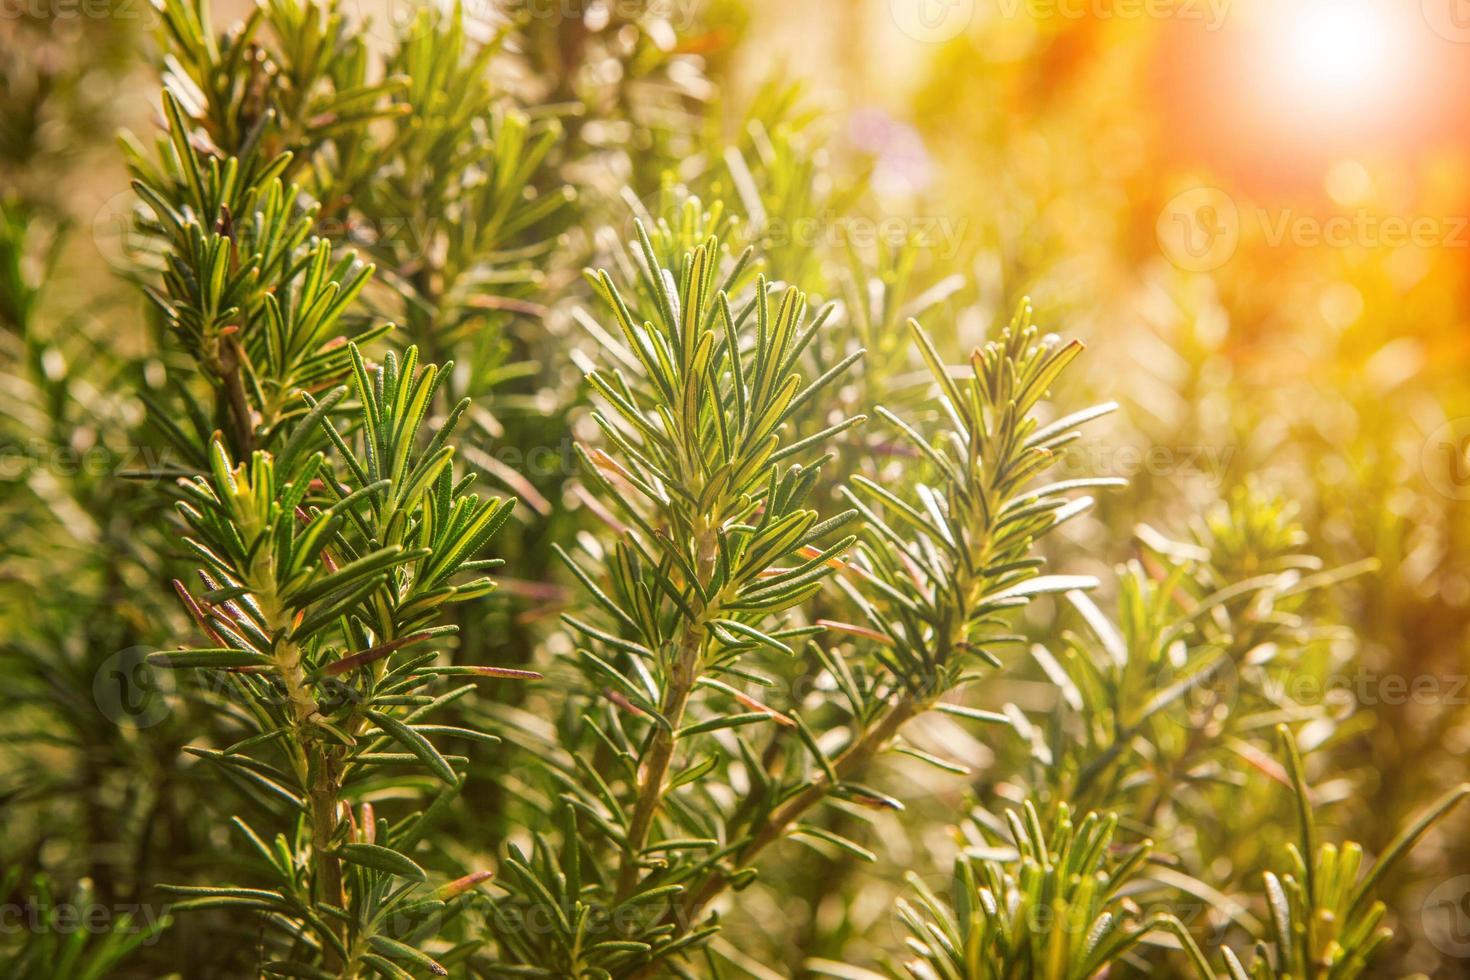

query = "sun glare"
(1263, 0), (1413, 115)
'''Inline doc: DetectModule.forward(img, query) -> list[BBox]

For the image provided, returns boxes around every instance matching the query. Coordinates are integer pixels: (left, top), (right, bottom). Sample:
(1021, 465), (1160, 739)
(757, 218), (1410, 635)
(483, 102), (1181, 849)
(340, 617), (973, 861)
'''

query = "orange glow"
(1258, 0), (1412, 122)
(1150, 0), (1470, 198)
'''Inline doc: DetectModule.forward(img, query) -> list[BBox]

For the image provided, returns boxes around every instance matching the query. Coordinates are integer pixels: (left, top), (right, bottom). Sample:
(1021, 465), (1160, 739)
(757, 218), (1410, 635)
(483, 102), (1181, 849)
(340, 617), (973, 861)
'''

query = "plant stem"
(308, 755), (347, 974)
(218, 333), (255, 457)
(263, 592), (347, 971)
(617, 627), (699, 900)
(679, 544), (989, 924)
(679, 694), (921, 923)
(618, 523), (719, 901)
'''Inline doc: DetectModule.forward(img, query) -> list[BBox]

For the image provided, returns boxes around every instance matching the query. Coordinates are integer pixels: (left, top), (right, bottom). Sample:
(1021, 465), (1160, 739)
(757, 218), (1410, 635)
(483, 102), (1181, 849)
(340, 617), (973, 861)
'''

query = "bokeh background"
(5, 0), (1470, 975)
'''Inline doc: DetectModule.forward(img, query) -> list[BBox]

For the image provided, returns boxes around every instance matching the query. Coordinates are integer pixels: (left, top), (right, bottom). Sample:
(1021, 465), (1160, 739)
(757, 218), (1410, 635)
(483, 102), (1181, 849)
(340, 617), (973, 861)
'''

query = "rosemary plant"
(1203, 728), (1470, 980)
(487, 220), (867, 976)
(880, 728), (1468, 980)
(0, 870), (169, 980)
(122, 30), (534, 975)
(887, 800), (1206, 980)
(5, 3), (1470, 978)
(477, 207), (1120, 976)
(152, 345), (524, 977)
(1013, 486), (1376, 820)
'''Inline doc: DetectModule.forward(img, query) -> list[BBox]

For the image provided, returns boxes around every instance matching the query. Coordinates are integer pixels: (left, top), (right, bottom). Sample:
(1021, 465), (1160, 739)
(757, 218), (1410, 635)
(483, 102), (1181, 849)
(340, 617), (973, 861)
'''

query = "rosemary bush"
(4, 2), (1469, 978)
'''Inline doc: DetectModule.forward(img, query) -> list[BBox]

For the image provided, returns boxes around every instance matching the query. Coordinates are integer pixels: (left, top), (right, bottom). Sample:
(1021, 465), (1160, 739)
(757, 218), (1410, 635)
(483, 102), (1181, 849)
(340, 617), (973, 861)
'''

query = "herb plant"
(3, 2), (1468, 978)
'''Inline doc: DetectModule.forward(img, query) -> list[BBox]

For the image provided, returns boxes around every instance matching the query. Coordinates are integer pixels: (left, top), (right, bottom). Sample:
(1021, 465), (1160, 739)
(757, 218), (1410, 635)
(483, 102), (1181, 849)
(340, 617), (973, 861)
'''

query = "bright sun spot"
(1263, 0), (1413, 114)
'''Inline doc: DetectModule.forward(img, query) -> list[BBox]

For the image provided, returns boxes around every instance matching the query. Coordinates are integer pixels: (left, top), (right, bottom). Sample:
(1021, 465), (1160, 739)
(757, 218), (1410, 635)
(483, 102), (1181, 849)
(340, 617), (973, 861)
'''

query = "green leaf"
(339, 843), (427, 883)
(790, 825), (876, 863)
(147, 648), (270, 669)
(365, 935), (448, 976)
(366, 709), (460, 786)
(676, 712), (773, 738)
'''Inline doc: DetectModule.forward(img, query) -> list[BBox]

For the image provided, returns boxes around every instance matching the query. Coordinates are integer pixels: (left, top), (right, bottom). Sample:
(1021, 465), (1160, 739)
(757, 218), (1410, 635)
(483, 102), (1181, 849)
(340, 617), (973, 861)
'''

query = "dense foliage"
(3, 2), (1469, 978)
